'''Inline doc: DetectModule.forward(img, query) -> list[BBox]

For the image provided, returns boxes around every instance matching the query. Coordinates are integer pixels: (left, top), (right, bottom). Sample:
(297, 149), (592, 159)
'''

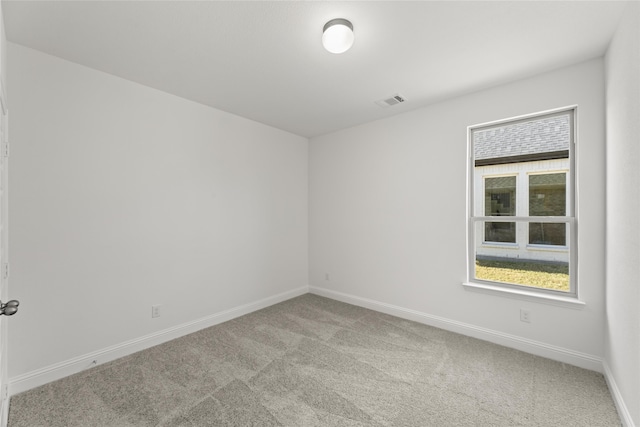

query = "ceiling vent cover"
(375, 94), (407, 108)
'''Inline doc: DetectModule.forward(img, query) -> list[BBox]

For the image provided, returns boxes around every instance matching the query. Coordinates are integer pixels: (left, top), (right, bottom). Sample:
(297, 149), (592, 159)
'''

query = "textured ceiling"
(3, 1), (628, 138)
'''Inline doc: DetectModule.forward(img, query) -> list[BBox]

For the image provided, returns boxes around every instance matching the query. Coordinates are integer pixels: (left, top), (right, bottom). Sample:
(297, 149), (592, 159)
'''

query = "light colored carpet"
(8, 294), (621, 426)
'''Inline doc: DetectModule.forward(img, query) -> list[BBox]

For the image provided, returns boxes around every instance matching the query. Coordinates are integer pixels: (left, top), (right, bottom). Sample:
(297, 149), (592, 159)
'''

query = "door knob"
(0, 300), (19, 316)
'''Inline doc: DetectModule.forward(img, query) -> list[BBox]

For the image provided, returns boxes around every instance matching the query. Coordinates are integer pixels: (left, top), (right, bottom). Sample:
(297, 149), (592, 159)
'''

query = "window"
(468, 108), (576, 297)
(484, 176), (516, 243)
(529, 173), (566, 246)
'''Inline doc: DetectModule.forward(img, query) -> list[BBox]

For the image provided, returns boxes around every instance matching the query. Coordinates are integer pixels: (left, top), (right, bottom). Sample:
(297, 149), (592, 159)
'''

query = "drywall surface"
(310, 59), (606, 359)
(605, 1), (640, 424)
(7, 43), (308, 379)
(0, 4), (6, 93)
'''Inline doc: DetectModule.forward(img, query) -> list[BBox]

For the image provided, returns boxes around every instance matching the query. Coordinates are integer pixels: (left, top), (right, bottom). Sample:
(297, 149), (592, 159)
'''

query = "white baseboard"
(603, 361), (635, 427)
(9, 286), (309, 397)
(310, 286), (603, 373)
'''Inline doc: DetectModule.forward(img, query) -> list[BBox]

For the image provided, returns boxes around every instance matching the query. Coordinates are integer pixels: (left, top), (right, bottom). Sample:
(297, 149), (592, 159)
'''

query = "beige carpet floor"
(8, 294), (621, 426)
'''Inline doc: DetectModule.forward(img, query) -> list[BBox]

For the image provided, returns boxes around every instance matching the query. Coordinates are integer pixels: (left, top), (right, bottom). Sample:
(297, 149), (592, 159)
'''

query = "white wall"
(604, 1), (640, 425)
(0, 4), (5, 93)
(7, 43), (308, 381)
(310, 59), (606, 363)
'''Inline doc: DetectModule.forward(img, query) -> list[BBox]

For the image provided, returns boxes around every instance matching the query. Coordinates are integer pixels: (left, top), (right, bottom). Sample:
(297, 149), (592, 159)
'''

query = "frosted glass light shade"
(322, 19), (354, 54)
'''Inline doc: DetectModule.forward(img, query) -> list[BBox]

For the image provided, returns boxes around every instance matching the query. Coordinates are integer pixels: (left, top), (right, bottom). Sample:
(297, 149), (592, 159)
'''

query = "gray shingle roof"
(474, 115), (570, 161)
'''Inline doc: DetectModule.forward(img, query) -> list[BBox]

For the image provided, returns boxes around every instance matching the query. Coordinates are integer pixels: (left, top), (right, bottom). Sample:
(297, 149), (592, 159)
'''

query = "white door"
(0, 82), (10, 427)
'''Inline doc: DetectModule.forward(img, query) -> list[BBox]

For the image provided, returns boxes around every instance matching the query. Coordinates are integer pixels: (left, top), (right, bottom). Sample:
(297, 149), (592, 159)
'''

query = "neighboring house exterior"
(473, 115), (570, 264)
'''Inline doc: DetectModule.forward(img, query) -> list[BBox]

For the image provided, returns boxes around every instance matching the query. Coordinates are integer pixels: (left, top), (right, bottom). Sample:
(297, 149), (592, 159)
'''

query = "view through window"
(469, 109), (575, 295)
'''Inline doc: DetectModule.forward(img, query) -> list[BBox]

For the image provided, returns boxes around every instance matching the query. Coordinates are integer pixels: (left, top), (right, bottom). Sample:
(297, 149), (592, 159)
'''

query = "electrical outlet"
(520, 309), (531, 323)
(152, 305), (161, 318)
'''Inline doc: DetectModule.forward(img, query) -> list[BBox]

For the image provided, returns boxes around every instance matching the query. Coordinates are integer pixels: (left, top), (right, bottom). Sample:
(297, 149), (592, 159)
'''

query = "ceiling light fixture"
(322, 18), (354, 54)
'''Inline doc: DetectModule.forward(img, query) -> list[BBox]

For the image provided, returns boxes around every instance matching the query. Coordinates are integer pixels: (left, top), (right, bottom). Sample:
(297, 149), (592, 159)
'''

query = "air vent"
(375, 94), (407, 108)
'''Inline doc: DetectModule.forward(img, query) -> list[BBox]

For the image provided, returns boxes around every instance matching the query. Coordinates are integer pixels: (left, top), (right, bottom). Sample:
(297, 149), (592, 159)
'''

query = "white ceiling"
(3, 1), (628, 138)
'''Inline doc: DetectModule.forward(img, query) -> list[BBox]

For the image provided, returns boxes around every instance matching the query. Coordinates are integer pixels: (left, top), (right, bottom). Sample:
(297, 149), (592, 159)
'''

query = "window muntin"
(469, 108), (576, 297)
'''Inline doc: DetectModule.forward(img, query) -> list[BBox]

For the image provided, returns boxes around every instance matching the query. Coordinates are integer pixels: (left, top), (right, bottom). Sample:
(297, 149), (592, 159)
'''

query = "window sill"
(481, 242), (519, 249)
(526, 244), (569, 252)
(462, 281), (585, 309)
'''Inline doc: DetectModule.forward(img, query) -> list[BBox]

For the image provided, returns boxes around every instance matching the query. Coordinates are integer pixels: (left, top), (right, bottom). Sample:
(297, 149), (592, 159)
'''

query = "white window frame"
(466, 107), (579, 302)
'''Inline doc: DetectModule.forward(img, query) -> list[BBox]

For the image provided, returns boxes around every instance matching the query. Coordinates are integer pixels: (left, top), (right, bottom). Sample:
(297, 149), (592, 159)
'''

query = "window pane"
(529, 173), (566, 245)
(474, 115), (570, 165)
(484, 176), (515, 243)
(475, 220), (571, 293)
